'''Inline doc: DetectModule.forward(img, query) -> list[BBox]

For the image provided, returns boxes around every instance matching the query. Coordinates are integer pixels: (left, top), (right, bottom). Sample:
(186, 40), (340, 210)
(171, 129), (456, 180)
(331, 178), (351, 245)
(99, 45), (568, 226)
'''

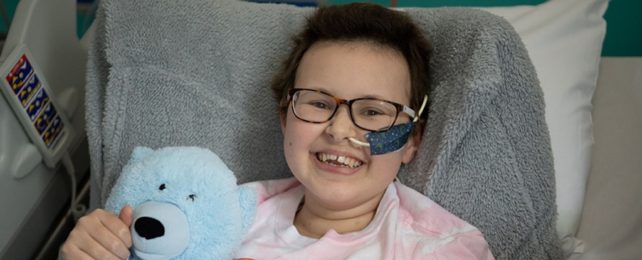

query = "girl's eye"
(159, 184), (166, 190)
(309, 101), (332, 110)
(188, 194), (196, 201)
(361, 108), (385, 117)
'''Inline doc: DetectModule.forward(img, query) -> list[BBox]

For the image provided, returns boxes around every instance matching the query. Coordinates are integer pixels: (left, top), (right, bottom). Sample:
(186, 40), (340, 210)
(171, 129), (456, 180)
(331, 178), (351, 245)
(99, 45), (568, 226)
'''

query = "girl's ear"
(401, 136), (419, 164)
(280, 112), (287, 135)
(401, 125), (424, 164)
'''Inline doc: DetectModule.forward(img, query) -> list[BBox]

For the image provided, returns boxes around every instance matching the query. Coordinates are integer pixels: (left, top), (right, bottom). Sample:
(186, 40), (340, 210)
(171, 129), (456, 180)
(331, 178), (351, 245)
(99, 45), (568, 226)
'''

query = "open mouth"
(316, 152), (364, 168)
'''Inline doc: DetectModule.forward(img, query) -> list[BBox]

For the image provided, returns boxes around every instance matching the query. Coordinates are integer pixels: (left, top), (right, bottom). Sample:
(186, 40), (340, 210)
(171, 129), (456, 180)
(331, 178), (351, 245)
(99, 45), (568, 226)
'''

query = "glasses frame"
(287, 88), (417, 132)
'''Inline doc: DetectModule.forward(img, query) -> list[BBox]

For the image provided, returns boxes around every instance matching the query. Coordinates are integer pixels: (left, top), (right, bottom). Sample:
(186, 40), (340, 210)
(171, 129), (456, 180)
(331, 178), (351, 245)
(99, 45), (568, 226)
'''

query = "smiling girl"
(234, 3), (493, 259)
(60, 3), (493, 260)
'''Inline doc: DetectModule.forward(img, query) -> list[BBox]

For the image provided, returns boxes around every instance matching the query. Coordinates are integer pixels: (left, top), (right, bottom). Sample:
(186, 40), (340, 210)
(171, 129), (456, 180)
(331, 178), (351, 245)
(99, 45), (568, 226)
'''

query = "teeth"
(317, 152), (363, 168)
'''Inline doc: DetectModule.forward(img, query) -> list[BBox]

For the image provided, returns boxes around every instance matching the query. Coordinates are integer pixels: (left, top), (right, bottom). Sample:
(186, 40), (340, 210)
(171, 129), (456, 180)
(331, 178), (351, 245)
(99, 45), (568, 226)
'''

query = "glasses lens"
(352, 99), (398, 131)
(292, 90), (336, 122)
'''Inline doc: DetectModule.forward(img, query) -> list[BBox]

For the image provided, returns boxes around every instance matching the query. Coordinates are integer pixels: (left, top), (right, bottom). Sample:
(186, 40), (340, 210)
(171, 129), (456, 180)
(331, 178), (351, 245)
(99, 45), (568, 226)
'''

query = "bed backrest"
(86, 0), (561, 258)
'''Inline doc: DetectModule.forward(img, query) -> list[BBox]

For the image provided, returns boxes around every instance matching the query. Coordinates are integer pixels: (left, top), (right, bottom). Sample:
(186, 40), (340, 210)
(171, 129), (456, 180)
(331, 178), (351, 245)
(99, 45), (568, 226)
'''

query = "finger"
(75, 212), (130, 259)
(87, 222), (132, 259)
(119, 205), (134, 227)
(97, 209), (133, 249)
(60, 243), (94, 260)
(76, 229), (122, 260)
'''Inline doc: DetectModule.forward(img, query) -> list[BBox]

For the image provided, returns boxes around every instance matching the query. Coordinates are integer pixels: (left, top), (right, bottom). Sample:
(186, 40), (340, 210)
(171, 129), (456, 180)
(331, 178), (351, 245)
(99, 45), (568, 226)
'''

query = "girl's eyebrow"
(307, 86), (389, 101)
(351, 92), (402, 103)
(309, 86), (332, 94)
(303, 85), (407, 104)
(304, 86), (340, 98)
(359, 94), (388, 100)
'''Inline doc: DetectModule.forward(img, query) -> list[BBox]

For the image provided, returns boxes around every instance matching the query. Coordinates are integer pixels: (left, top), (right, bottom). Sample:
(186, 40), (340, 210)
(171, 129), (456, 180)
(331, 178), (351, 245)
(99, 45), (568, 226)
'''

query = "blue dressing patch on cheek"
(365, 122), (413, 155)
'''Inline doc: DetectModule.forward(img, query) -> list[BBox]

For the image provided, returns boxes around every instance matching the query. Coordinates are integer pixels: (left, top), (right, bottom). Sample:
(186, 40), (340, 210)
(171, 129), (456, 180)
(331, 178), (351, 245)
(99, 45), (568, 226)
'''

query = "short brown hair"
(271, 3), (432, 124)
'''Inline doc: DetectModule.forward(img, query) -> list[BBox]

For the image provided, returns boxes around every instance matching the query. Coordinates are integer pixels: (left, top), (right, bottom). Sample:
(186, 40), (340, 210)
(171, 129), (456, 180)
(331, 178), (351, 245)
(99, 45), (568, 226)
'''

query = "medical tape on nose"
(348, 122), (413, 155)
(366, 122), (413, 155)
(347, 94), (428, 155)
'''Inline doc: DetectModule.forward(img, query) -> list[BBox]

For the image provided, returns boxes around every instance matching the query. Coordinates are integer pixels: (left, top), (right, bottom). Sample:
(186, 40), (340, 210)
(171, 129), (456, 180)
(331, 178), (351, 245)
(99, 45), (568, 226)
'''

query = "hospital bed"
(0, 0), (91, 259)
(0, 0), (639, 259)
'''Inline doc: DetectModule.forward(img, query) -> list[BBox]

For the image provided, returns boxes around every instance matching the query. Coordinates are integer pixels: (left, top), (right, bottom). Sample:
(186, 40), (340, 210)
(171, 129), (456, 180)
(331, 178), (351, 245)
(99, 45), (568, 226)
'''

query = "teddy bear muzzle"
(130, 201), (190, 260)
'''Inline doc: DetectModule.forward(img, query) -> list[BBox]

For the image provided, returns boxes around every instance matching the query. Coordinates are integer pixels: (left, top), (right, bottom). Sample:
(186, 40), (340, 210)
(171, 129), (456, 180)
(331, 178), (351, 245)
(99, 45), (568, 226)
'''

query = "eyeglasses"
(288, 88), (418, 132)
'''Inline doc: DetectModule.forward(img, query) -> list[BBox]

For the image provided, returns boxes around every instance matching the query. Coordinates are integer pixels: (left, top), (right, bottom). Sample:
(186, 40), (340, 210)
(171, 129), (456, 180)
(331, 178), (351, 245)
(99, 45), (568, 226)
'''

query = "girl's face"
(281, 41), (419, 211)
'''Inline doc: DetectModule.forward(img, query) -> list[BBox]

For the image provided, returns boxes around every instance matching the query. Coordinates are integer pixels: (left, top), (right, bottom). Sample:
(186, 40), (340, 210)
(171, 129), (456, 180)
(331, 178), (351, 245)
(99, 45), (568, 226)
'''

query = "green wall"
(602, 0), (641, 56)
(0, 0), (95, 39)
(0, 0), (639, 56)
(0, 0), (18, 35)
(329, 0), (642, 56)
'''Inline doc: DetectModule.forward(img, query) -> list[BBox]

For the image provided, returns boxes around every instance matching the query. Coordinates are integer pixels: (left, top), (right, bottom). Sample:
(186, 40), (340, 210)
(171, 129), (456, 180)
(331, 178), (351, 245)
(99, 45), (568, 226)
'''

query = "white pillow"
(480, 0), (608, 255)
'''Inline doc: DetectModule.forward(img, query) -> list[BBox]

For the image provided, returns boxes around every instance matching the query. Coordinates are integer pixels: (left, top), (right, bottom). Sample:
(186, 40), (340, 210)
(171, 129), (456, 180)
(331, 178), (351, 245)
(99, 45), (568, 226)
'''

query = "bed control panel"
(0, 44), (74, 172)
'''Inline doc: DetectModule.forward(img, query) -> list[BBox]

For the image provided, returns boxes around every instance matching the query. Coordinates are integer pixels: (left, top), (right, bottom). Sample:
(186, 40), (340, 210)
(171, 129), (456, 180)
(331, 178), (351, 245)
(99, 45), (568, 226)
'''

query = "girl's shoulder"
(393, 181), (486, 240)
(393, 182), (494, 258)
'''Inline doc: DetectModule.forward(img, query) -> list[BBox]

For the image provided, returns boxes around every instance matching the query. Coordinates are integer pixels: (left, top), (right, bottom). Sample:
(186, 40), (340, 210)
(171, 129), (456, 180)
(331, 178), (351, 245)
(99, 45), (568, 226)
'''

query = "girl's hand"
(59, 206), (133, 260)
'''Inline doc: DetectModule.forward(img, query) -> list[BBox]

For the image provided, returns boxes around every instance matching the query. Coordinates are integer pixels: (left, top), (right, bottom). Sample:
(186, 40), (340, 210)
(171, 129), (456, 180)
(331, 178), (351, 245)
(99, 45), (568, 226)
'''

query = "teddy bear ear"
(129, 146), (155, 164)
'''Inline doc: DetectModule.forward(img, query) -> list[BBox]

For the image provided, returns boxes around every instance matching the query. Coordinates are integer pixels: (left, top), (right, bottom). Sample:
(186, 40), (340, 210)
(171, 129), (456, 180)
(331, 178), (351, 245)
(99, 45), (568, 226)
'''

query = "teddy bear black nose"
(134, 216), (165, 240)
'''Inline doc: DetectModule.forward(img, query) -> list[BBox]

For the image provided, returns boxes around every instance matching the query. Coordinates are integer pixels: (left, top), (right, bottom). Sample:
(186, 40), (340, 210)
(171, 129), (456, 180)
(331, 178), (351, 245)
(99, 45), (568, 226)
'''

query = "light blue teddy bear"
(105, 146), (256, 260)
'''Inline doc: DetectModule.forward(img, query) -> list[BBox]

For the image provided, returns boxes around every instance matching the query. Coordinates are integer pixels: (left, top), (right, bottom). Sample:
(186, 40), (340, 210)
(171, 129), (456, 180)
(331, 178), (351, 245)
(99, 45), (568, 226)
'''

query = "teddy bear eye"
(188, 194), (196, 201)
(159, 184), (166, 191)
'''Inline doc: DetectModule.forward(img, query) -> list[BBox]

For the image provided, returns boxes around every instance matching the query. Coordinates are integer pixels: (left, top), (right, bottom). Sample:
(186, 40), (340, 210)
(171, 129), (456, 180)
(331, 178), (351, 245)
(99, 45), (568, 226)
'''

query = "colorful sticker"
(16, 73), (41, 107)
(34, 102), (57, 134)
(26, 85), (50, 121)
(6, 54), (34, 94)
(42, 115), (64, 148)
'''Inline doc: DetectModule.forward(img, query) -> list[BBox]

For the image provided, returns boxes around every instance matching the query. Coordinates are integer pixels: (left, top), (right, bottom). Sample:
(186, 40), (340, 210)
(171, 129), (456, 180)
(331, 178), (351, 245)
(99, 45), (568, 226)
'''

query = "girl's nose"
(325, 105), (358, 143)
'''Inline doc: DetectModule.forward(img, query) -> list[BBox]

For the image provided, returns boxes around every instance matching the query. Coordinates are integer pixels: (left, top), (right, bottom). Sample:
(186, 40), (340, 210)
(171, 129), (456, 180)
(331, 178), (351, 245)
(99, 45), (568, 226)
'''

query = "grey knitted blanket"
(85, 0), (562, 258)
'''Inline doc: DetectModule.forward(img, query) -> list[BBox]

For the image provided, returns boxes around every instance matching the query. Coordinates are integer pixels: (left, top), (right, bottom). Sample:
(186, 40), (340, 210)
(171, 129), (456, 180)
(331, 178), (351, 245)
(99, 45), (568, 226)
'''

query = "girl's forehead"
(295, 41), (412, 104)
(308, 40), (403, 60)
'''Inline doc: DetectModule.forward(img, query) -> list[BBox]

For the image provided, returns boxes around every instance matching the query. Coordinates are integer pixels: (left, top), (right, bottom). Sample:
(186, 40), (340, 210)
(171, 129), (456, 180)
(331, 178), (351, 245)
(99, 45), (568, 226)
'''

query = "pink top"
(234, 178), (494, 260)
